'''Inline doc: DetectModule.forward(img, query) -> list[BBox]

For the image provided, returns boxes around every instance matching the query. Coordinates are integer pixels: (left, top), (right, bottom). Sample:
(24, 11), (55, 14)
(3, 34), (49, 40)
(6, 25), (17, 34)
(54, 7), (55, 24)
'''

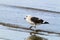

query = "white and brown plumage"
(24, 15), (49, 29)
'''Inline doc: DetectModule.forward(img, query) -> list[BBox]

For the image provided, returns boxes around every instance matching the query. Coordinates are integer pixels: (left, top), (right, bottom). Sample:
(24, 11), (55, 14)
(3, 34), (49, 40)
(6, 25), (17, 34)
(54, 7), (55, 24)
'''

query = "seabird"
(24, 15), (49, 29)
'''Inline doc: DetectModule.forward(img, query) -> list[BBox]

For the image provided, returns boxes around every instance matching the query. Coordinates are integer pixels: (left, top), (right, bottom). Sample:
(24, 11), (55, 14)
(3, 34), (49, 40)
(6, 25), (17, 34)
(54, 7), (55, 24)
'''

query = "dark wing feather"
(31, 17), (44, 24)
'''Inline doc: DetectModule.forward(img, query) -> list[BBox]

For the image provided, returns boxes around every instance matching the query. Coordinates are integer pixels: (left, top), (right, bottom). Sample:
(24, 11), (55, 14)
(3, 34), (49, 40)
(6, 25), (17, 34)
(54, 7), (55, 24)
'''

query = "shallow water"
(0, 4), (60, 40)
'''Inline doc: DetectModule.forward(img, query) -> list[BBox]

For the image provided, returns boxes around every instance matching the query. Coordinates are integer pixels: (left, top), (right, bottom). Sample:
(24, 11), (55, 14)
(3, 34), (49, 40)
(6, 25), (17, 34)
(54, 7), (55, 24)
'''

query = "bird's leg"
(29, 24), (36, 29)
(34, 26), (36, 30)
(29, 26), (33, 29)
(34, 24), (36, 29)
(34, 25), (36, 28)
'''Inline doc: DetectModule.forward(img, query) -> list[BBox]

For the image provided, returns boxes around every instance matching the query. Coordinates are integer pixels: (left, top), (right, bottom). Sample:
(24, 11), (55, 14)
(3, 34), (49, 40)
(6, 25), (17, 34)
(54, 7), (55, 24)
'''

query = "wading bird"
(24, 15), (49, 29)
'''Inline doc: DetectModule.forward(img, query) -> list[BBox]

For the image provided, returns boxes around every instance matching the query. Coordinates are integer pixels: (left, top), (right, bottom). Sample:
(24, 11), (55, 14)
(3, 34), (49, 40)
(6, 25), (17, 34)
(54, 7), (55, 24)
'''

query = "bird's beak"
(24, 18), (26, 19)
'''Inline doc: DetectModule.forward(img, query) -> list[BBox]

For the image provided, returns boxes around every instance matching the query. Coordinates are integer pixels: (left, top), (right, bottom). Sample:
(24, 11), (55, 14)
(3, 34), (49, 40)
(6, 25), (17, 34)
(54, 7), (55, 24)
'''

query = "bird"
(24, 15), (49, 29)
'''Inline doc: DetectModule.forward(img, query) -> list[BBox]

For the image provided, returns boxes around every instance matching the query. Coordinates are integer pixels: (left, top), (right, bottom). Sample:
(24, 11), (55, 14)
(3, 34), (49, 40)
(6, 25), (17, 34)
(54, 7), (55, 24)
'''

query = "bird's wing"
(31, 17), (39, 23)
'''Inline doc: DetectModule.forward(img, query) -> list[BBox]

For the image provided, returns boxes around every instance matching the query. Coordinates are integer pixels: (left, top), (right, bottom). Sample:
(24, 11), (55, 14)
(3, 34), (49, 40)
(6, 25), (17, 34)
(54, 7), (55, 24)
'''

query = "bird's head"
(24, 15), (32, 19)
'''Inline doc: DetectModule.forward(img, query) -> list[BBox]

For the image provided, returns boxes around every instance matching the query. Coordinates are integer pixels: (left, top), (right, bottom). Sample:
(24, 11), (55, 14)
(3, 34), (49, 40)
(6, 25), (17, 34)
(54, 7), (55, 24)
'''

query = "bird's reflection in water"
(26, 35), (47, 40)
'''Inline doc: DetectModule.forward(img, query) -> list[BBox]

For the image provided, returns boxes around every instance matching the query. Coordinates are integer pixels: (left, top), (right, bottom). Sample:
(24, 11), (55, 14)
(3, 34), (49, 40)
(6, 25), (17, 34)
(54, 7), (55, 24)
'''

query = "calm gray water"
(0, 3), (60, 40)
